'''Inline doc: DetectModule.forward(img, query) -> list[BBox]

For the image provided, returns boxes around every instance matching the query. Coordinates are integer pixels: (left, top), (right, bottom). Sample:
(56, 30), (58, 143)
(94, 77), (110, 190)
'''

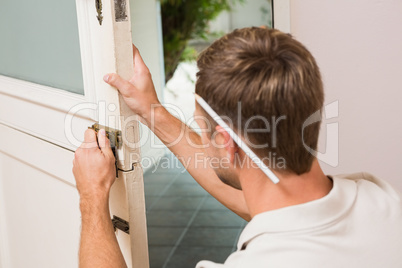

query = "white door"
(0, 0), (164, 267)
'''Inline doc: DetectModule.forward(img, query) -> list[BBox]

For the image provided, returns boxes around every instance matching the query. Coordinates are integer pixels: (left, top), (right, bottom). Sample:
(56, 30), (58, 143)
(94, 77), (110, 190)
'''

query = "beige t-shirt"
(196, 173), (402, 268)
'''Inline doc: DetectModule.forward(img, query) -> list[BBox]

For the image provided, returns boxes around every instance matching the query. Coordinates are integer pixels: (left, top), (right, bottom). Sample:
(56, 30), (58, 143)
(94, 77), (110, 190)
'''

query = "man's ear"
(214, 125), (238, 163)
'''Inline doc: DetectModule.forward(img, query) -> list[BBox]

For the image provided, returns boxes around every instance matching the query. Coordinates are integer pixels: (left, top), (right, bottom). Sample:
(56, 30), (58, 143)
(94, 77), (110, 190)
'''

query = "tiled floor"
(144, 153), (247, 268)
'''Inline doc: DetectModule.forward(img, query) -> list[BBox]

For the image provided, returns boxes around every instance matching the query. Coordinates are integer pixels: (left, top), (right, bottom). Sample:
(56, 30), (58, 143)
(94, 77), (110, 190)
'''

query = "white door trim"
(0, 124), (76, 186)
(0, 77), (95, 151)
(0, 157), (10, 268)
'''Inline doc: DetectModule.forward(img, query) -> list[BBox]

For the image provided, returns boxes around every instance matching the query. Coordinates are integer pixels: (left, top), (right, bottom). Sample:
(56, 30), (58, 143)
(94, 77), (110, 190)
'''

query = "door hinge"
(112, 215), (130, 234)
(95, 0), (103, 25)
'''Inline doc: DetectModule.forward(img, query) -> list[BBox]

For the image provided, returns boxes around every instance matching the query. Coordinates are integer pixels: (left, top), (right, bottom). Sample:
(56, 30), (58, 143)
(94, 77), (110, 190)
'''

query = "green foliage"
(161, 0), (242, 82)
(180, 46), (198, 63)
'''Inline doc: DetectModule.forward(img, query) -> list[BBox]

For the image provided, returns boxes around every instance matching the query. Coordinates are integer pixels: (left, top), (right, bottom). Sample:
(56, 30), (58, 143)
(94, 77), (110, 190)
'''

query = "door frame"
(273, 0), (291, 33)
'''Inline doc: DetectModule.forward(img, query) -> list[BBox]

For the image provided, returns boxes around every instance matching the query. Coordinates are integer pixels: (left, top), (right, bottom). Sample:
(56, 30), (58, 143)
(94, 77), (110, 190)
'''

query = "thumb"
(104, 73), (134, 97)
(97, 129), (114, 158)
(81, 129), (99, 150)
(132, 44), (150, 74)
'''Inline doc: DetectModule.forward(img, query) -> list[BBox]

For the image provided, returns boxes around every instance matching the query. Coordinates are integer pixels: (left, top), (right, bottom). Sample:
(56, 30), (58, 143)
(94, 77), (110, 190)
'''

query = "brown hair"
(196, 27), (324, 175)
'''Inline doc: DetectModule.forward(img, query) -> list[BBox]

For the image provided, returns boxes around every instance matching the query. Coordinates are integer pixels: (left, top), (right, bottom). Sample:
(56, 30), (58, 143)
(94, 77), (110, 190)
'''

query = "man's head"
(195, 27), (324, 187)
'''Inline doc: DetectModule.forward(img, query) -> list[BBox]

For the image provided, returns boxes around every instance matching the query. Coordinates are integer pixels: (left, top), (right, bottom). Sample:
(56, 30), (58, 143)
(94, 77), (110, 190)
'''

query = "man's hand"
(102, 44), (250, 221)
(103, 45), (161, 123)
(73, 128), (116, 204)
(73, 129), (127, 268)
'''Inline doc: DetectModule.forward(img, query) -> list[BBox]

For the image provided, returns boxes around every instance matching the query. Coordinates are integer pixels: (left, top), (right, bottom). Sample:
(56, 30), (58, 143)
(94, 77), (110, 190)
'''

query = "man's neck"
(239, 159), (333, 218)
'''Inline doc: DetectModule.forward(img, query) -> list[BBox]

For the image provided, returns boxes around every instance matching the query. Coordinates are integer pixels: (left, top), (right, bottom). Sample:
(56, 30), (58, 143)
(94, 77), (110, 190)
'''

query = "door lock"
(89, 123), (122, 149)
(89, 123), (122, 176)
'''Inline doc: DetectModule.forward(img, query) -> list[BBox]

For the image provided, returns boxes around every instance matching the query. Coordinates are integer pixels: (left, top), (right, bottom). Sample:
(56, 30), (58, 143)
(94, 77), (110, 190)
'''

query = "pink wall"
(289, 0), (402, 190)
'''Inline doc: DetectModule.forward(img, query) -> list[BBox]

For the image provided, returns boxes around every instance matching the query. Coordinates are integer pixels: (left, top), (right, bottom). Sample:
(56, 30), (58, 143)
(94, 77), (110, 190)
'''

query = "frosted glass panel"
(0, 0), (84, 94)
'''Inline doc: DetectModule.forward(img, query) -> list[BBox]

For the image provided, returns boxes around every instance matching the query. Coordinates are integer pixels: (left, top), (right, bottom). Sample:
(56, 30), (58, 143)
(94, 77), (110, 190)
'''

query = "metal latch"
(89, 123), (122, 176)
(89, 123), (122, 149)
(112, 215), (129, 234)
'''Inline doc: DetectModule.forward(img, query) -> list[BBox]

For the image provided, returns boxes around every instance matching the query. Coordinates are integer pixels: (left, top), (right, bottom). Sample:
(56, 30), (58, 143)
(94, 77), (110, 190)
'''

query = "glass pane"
(0, 0), (84, 94)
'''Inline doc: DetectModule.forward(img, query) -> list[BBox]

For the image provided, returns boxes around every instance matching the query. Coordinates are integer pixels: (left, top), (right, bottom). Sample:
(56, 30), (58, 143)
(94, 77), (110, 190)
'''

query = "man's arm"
(73, 129), (127, 268)
(104, 45), (251, 221)
(149, 107), (251, 220)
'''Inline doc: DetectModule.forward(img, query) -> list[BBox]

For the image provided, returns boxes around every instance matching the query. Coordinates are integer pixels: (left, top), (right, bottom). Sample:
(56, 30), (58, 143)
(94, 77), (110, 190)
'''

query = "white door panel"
(0, 155), (80, 268)
(0, 124), (80, 268)
(0, 0), (164, 266)
(0, 124), (76, 186)
(0, 76), (94, 153)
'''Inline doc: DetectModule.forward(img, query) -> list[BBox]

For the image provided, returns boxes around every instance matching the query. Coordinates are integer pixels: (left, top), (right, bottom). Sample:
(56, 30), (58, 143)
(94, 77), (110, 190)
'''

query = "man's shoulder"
(196, 260), (226, 268)
(195, 172), (402, 268)
(333, 172), (401, 203)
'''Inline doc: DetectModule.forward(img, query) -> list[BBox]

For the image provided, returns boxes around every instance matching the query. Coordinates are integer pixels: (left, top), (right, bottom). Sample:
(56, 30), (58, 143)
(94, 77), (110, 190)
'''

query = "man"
(73, 27), (402, 267)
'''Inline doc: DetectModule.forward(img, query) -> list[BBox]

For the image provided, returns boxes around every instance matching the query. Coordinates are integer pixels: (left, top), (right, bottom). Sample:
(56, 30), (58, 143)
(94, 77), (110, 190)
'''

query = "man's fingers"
(80, 129), (99, 149)
(84, 129), (97, 142)
(97, 129), (114, 158)
(132, 44), (150, 75)
(103, 45), (149, 95)
(104, 73), (134, 97)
